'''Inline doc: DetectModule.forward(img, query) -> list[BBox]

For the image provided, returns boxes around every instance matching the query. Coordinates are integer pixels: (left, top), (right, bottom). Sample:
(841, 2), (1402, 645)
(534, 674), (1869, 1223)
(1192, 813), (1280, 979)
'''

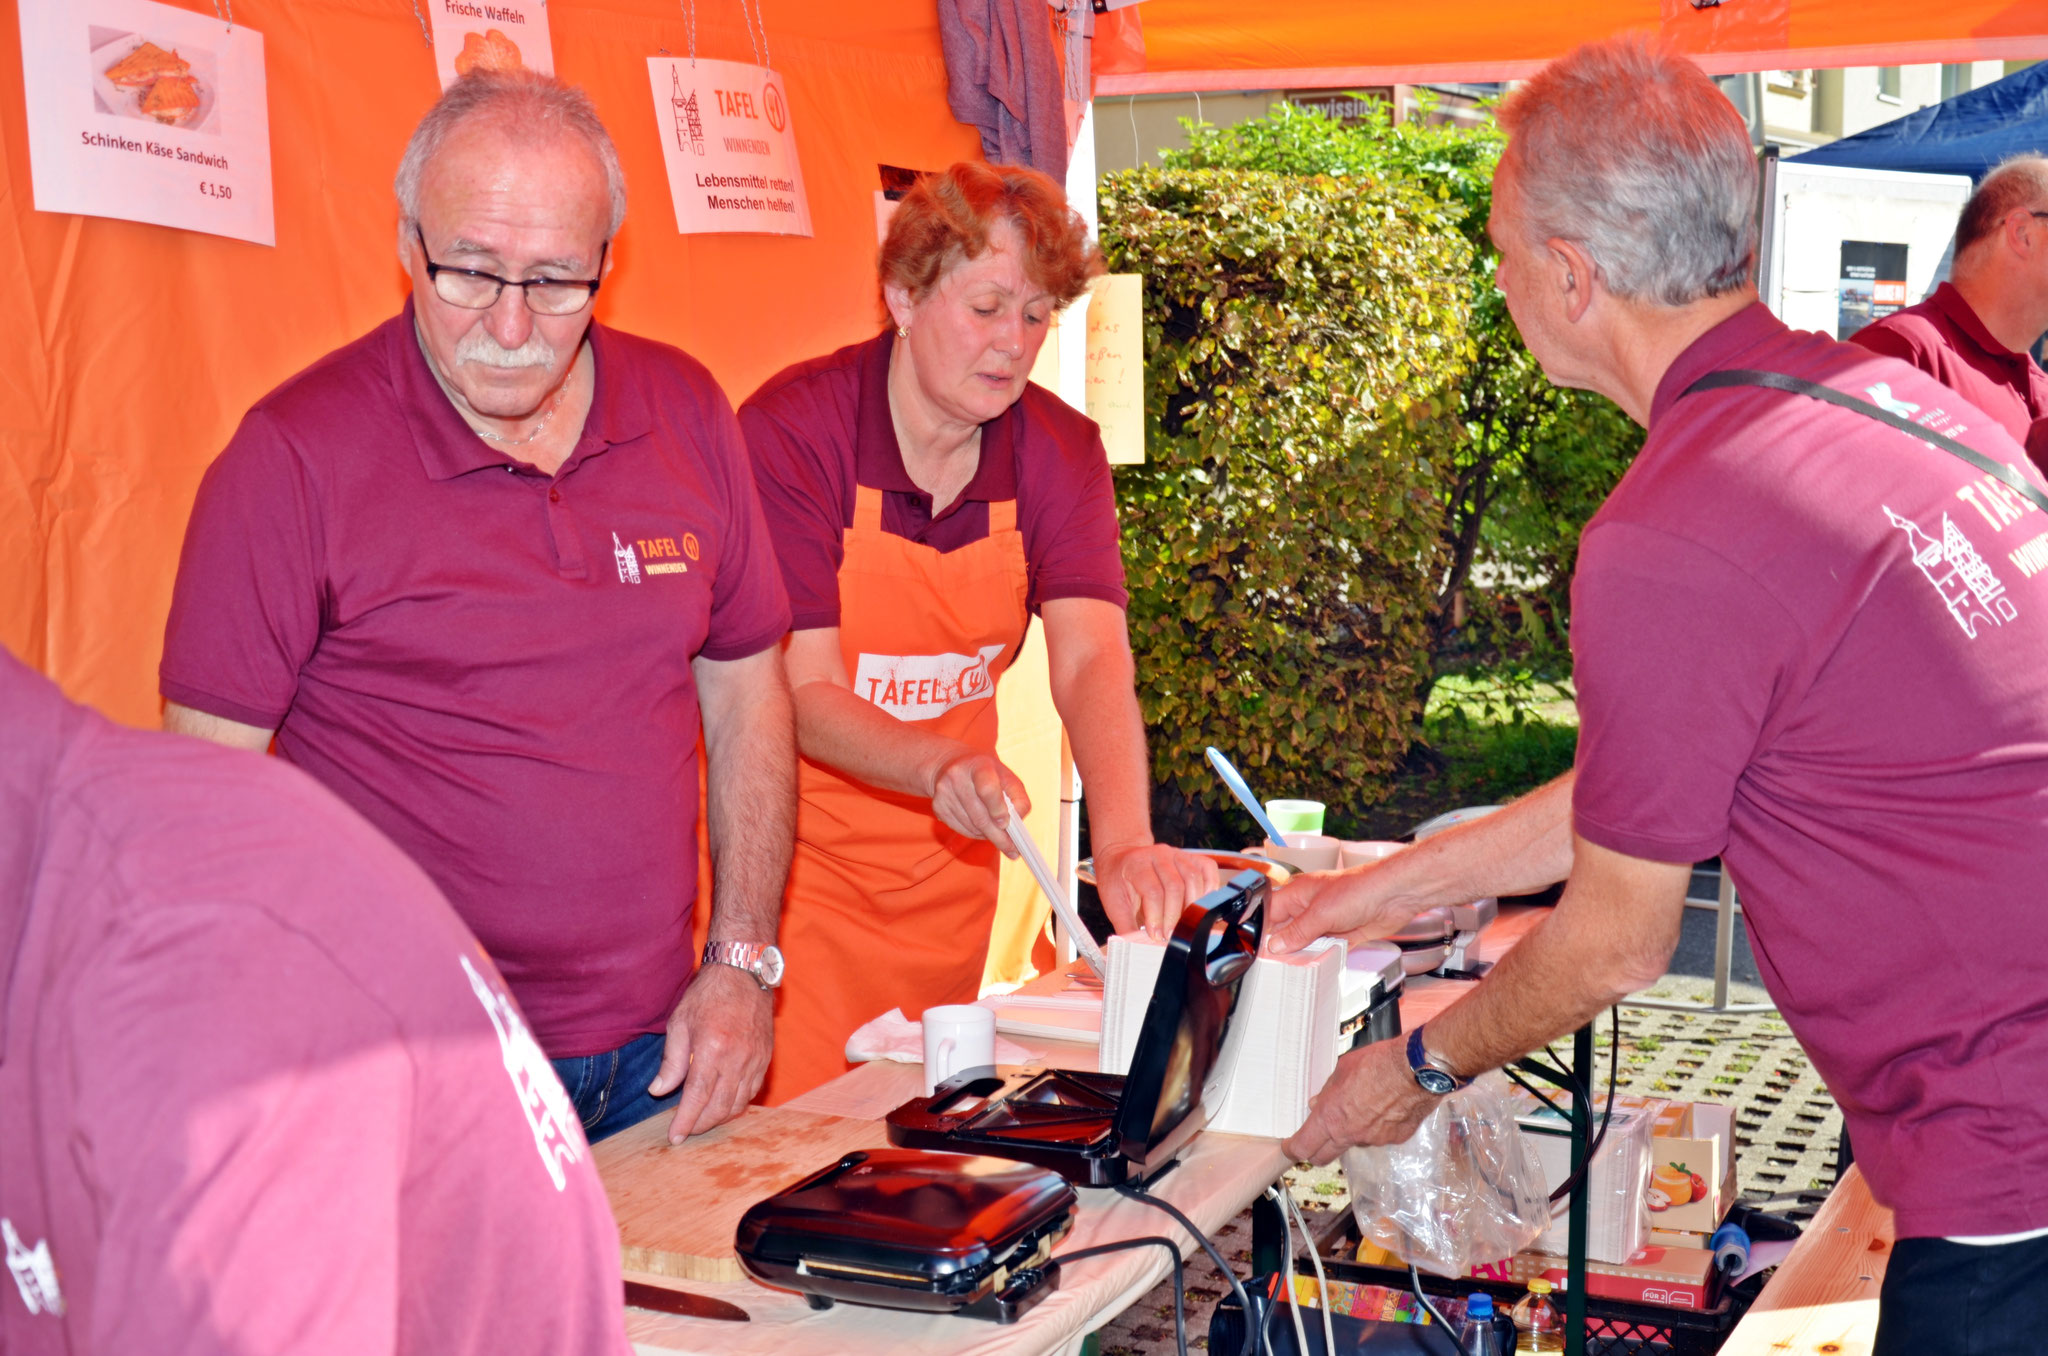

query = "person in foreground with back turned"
(739, 162), (1217, 1104)
(0, 649), (628, 1356)
(1267, 39), (2048, 1353)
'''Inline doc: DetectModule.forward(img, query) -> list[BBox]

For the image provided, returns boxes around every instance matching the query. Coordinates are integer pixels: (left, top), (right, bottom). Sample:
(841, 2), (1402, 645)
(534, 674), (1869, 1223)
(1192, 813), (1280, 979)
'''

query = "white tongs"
(1002, 795), (1107, 978)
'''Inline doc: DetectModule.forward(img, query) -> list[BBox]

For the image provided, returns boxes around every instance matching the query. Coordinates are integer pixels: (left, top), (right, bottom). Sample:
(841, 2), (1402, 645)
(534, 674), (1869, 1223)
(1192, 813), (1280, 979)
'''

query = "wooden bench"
(1719, 1164), (1893, 1356)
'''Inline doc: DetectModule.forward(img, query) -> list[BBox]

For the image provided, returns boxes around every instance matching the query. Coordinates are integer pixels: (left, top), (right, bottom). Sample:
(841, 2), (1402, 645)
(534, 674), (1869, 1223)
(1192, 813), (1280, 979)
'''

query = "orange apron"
(760, 483), (1030, 1105)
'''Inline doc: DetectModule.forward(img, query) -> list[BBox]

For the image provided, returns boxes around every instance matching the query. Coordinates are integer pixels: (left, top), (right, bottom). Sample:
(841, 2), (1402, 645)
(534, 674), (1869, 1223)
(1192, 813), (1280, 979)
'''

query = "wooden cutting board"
(594, 1104), (896, 1282)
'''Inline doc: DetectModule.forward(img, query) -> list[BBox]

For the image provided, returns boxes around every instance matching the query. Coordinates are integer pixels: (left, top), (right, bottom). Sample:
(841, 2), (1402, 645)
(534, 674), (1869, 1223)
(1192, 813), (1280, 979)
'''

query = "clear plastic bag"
(1343, 1072), (1551, 1277)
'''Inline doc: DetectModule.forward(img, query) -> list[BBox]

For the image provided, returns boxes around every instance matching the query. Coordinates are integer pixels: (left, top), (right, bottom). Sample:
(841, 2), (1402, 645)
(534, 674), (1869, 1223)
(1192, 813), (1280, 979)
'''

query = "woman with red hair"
(740, 162), (1216, 1103)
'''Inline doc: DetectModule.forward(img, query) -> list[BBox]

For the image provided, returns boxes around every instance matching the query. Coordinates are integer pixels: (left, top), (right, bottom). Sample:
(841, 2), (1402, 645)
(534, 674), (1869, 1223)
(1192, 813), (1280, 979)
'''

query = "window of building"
(1941, 64), (1973, 100)
(1765, 69), (1808, 95)
(1878, 66), (1902, 100)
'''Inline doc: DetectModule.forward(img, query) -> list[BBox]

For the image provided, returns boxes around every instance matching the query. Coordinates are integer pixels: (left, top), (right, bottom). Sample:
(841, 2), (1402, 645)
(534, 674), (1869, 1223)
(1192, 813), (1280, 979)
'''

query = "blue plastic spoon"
(1204, 746), (1292, 849)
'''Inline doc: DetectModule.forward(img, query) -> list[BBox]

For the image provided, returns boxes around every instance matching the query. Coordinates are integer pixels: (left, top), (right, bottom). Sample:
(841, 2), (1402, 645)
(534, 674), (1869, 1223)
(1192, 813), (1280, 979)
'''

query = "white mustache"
(455, 328), (557, 369)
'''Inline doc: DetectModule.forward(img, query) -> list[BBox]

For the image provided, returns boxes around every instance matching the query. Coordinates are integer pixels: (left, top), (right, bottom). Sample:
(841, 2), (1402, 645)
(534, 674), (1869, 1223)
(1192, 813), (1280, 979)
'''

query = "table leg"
(1252, 1190), (1286, 1277)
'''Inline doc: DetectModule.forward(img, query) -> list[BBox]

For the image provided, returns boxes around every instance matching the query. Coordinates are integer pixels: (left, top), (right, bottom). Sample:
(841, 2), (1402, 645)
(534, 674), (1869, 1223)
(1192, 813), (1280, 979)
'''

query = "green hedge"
(1099, 166), (1473, 841)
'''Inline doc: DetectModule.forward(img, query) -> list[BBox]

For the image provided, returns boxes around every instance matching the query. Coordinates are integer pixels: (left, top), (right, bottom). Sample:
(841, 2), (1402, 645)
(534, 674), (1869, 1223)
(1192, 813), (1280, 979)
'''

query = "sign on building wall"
(646, 57), (812, 237)
(1838, 240), (1909, 339)
(18, 0), (275, 246)
(428, 0), (555, 90)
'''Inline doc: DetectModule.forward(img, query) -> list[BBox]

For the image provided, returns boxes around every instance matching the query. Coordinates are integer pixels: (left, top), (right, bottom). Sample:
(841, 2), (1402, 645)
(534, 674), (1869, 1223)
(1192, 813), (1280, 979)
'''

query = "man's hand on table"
(1094, 842), (1220, 938)
(650, 961), (773, 1143)
(1282, 1034), (1439, 1165)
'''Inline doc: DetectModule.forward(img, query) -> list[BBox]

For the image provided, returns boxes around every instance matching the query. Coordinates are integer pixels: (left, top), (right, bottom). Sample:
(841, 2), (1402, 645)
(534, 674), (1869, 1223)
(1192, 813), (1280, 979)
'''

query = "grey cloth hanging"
(939, 0), (1069, 181)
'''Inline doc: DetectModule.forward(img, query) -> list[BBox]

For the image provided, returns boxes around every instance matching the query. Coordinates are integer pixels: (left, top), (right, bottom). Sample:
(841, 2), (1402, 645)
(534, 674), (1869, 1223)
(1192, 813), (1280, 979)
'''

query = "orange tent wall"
(0, 0), (980, 725)
(1103, 0), (2048, 93)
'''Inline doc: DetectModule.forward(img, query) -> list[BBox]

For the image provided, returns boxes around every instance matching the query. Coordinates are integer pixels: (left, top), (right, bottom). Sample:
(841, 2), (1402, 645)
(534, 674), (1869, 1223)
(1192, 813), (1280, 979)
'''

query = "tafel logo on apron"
(854, 643), (1005, 721)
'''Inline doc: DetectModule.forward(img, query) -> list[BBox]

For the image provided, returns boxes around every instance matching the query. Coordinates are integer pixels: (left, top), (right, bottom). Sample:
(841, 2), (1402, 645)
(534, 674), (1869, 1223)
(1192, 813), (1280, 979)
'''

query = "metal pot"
(1386, 906), (1455, 975)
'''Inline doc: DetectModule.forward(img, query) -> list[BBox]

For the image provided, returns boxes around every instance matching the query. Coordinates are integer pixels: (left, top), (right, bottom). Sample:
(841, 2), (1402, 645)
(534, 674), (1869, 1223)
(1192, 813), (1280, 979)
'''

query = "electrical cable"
(1116, 1182), (1257, 1356)
(1056, 1236), (1188, 1356)
(1511, 1007), (1621, 1204)
(1265, 1187), (1311, 1356)
(1407, 1262), (1467, 1354)
(1279, 1188), (1338, 1356)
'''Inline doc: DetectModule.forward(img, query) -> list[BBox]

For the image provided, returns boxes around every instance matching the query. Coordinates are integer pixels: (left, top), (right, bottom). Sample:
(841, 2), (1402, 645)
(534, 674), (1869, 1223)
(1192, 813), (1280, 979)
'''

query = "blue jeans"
(550, 1030), (681, 1143)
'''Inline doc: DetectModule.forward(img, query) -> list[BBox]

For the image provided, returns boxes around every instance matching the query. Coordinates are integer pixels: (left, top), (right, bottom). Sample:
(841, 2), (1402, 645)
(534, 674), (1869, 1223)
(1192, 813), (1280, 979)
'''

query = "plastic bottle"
(1510, 1278), (1566, 1353)
(1456, 1291), (1502, 1356)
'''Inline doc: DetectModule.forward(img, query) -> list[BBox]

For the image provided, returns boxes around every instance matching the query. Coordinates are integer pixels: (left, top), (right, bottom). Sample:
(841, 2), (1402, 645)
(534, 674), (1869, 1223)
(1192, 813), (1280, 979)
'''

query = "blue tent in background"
(1792, 64), (2048, 179)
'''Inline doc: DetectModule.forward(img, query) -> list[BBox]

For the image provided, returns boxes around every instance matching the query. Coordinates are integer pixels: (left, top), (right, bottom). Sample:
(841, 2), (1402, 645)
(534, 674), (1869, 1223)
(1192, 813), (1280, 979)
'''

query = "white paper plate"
(90, 32), (220, 135)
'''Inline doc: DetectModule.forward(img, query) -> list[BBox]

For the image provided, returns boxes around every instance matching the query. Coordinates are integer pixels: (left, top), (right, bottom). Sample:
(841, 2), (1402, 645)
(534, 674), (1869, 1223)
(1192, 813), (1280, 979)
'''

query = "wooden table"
(606, 905), (1550, 1356)
(614, 1054), (1288, 1356)
(1719, 1165), (1892, 1356)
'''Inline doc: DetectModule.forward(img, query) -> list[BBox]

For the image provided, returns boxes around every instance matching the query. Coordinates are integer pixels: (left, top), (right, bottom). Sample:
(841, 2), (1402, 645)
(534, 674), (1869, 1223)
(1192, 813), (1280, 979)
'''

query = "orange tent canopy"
(0, 0), (979, 724)
(9, 0), (2048, 725)
(1099, 0), (2048, 94)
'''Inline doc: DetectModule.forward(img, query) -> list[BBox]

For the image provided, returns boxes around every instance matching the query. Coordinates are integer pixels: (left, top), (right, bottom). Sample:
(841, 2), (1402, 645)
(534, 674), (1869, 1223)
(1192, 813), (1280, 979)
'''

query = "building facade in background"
(1095, 62), (2034, 176)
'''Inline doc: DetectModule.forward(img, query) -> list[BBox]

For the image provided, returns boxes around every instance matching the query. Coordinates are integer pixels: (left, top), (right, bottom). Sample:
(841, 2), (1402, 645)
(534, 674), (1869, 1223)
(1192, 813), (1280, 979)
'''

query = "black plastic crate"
(1323, 1260), (1736, 1356)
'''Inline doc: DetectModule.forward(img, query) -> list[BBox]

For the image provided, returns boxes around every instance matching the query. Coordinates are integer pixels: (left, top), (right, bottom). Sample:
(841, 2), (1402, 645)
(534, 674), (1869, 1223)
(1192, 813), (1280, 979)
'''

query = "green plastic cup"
(1264, 799), (1326, 837)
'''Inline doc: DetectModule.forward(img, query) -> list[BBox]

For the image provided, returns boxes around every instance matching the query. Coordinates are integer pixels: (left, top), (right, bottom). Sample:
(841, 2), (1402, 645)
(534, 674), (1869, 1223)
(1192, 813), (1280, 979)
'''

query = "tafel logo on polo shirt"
(1864, 382), (1922, 419)
(855, 644), (1005, 721)
(612, 530), (693, 584)
(460, 955), (588, 1192)
(1883, 503), (2018, 640)
(3, 1218), (62, 1317)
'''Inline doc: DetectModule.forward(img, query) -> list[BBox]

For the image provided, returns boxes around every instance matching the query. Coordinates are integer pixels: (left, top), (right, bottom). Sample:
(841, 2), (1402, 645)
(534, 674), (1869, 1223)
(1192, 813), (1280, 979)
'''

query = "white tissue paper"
(1100, 932), (1345, 1139)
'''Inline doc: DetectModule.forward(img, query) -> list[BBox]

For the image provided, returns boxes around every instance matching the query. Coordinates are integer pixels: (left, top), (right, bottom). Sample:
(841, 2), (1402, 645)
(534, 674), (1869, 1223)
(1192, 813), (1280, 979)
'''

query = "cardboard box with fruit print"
(1644, 1101), (1738, 1234)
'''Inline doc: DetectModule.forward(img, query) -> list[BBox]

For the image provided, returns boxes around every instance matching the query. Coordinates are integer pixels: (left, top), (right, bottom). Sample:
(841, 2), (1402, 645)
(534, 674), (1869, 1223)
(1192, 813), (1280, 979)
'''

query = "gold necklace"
(473, 377), (572, 447)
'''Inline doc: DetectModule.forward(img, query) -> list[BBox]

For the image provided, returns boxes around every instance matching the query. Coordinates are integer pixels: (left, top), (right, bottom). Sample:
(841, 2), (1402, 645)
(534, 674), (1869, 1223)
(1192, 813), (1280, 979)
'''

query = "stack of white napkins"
(1100, 933), (1346, 1139)
(1515, 1103), (1653, 1263)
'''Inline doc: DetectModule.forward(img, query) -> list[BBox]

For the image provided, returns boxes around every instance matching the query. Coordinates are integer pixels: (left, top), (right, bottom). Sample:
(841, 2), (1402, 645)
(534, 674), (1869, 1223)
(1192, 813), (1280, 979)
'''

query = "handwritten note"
(1085, 274), (1145, 465)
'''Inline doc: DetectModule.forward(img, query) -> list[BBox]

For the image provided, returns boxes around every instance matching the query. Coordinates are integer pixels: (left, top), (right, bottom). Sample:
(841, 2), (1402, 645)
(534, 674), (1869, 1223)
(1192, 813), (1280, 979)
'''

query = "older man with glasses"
(161, 71), (796, 1146)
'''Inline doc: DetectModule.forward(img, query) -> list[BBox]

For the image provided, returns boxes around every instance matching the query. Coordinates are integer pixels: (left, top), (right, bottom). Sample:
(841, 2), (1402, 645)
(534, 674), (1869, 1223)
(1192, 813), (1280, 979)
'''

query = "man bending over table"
(161, 71), (795, 1144)
(1268, 39), (2048, 1354)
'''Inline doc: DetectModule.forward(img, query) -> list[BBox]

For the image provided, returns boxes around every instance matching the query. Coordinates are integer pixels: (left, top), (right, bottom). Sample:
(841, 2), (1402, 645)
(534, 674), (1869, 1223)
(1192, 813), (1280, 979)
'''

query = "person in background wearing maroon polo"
(160, 71), (796, 1145)
(1268, 40), (2048, 1353)
(1853, 154), (2048, 472)
(0, 651), (629, 1356)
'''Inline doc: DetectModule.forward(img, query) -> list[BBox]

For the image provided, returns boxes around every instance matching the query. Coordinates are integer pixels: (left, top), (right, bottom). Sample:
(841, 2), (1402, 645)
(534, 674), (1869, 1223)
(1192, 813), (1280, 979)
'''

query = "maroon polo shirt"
(1572, 303), (2048, 1238)
(1, 654), (627, 1356)
(161, 301), (791, 1057)
(1851, 281), (2048, 473)
(738, 330), (1128, 630)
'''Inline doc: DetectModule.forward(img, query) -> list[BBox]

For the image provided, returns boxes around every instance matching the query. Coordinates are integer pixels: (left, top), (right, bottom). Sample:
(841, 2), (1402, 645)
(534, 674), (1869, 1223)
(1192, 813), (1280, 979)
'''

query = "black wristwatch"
(1406, 1025), (1472, 1096)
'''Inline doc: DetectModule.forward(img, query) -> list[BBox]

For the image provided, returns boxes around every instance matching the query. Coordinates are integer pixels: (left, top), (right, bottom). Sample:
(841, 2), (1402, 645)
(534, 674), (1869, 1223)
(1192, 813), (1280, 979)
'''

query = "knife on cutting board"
(623, 1280), (751, 1322)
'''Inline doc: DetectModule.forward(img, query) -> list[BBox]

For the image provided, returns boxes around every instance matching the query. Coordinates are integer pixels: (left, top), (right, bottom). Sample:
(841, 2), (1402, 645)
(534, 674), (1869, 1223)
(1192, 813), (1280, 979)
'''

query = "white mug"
(921, 1003), (996, 1095)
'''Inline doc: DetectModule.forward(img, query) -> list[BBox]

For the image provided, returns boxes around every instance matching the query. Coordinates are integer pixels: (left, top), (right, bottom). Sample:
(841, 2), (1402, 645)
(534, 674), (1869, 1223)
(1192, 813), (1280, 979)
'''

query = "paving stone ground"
(1093, 927), (1840, 1354)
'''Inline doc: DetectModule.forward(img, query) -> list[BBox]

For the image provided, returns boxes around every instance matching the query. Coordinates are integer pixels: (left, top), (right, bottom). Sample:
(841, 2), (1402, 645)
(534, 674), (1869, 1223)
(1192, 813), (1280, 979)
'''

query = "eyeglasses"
(414, 227), (606, 316)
